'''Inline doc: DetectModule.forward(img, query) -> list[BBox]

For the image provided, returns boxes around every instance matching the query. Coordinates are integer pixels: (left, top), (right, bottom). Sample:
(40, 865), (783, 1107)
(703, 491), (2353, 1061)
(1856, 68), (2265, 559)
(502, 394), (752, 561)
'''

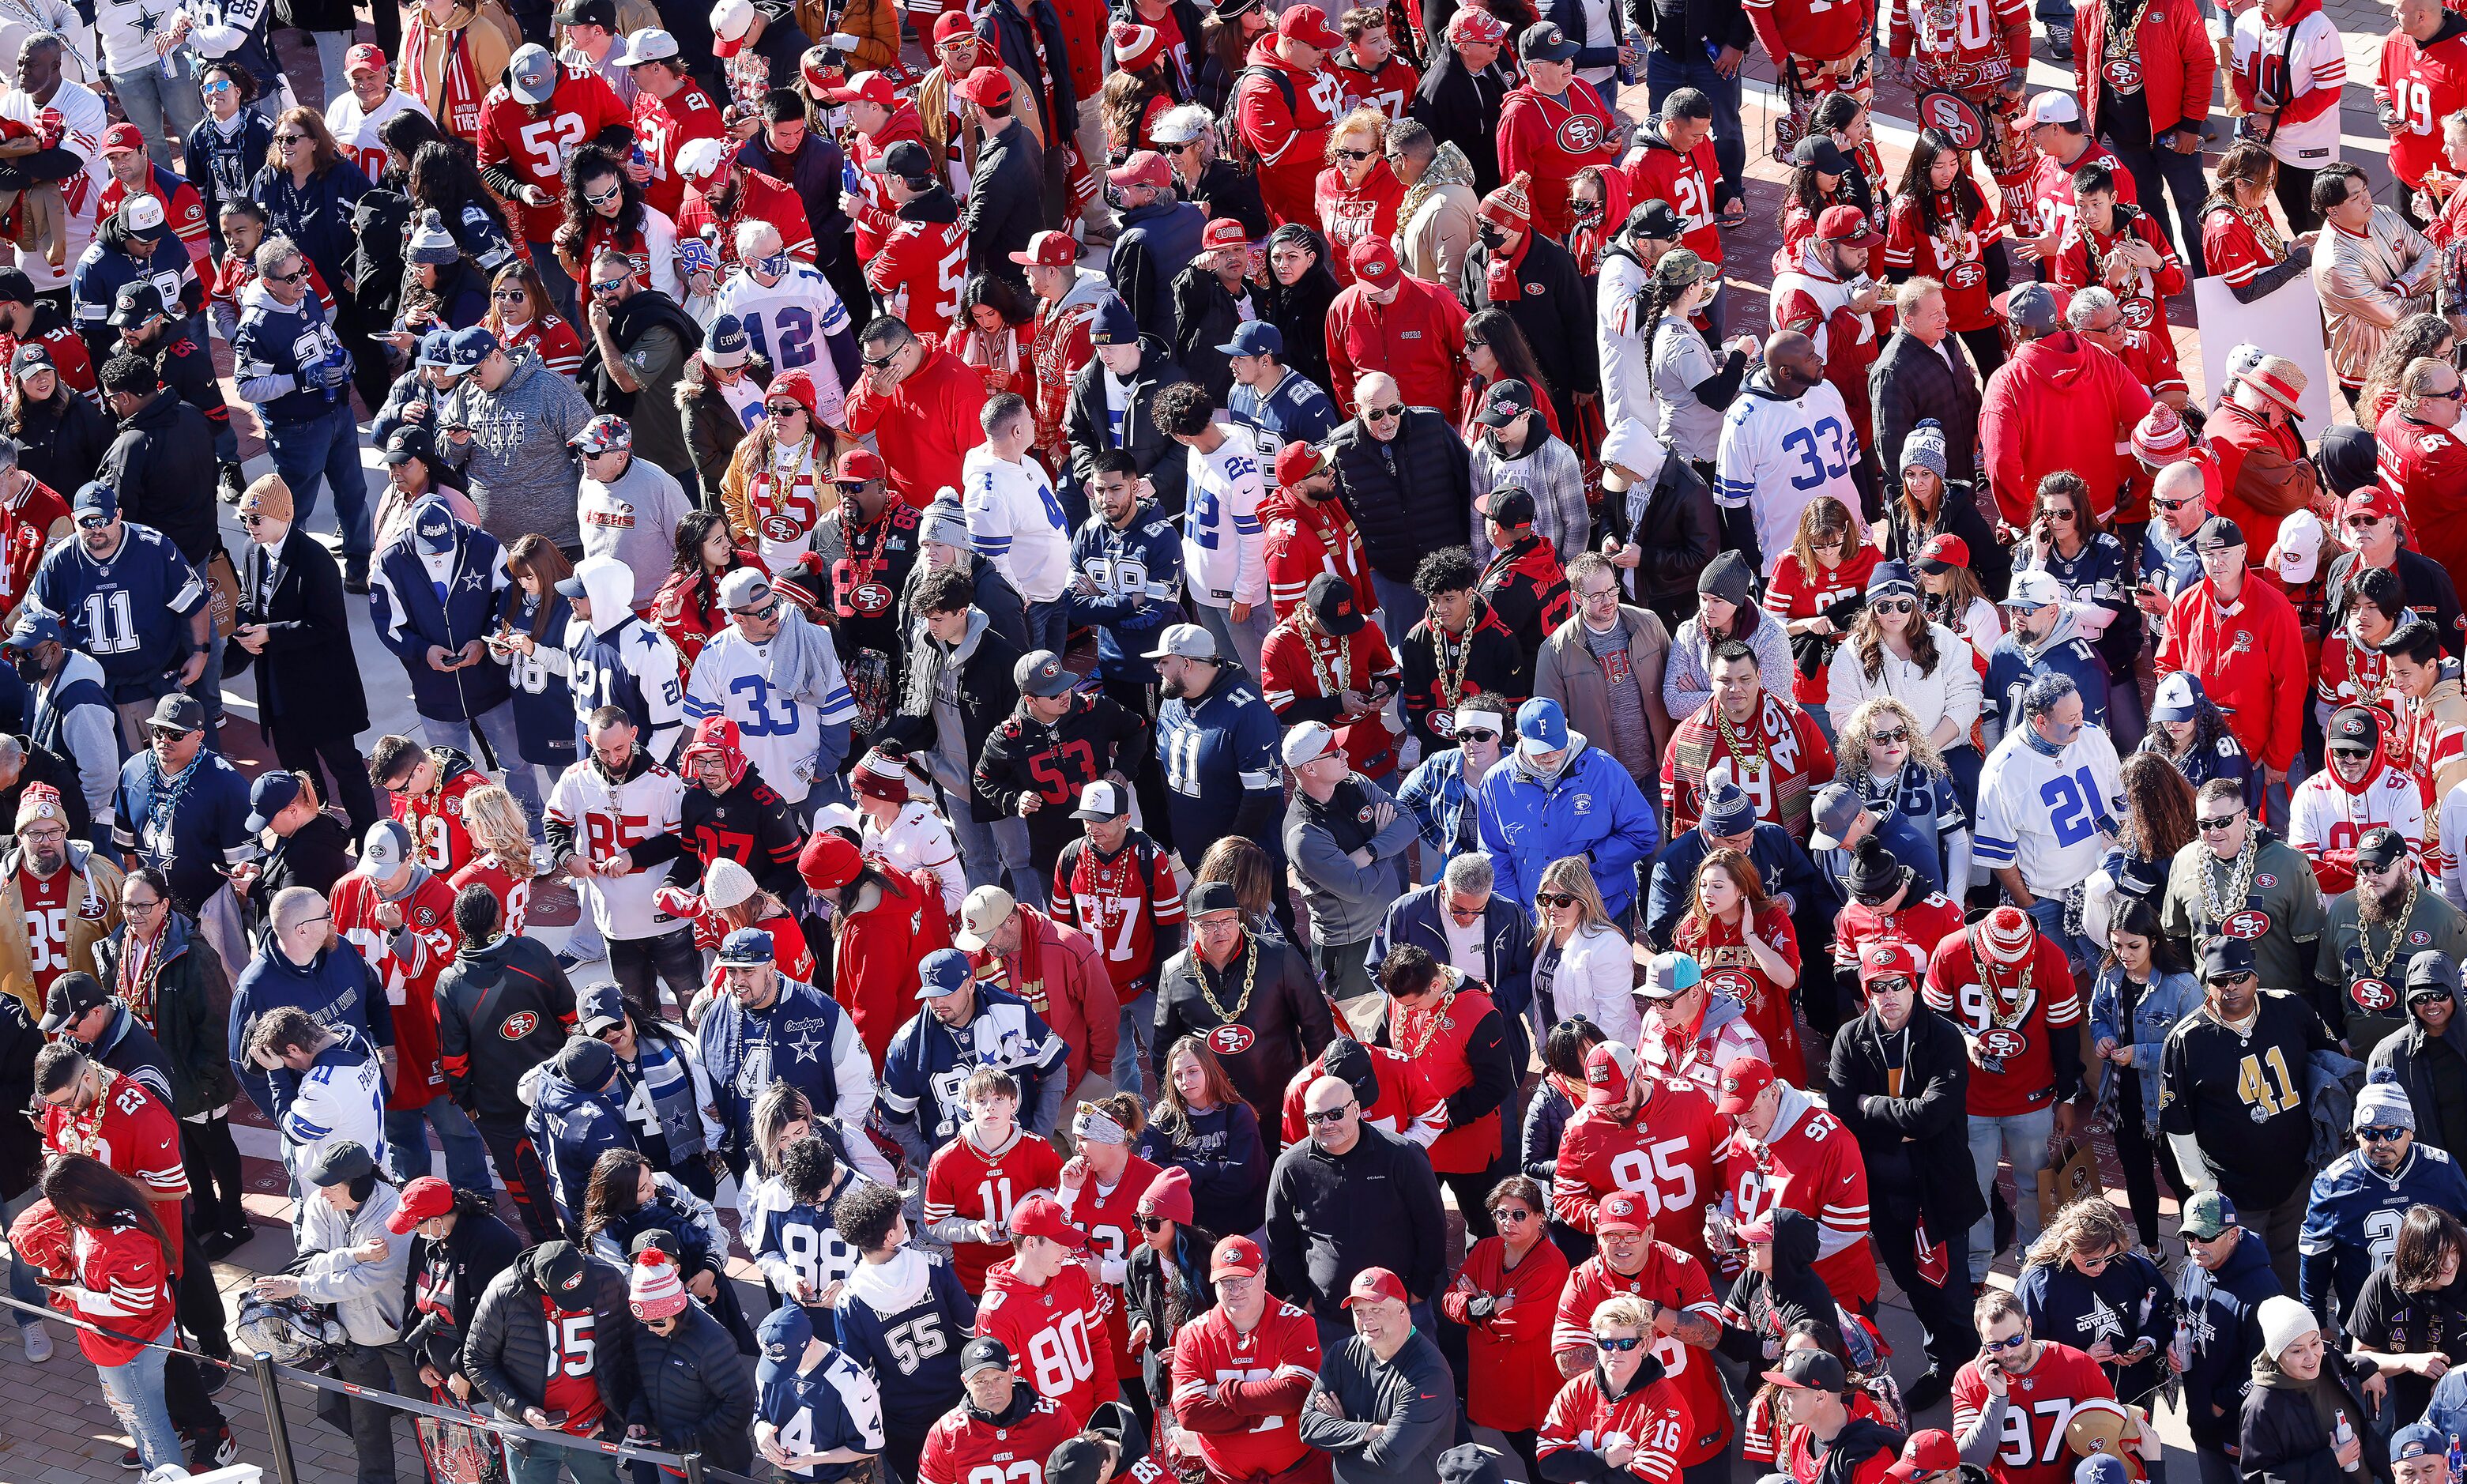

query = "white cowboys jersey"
(709, 265), (850, 416)
(1714, 379), (1862, 576)
(1182, 427), (1268, 608)
(1975, 725), (2126, 895)
(683, 627), (857, 808)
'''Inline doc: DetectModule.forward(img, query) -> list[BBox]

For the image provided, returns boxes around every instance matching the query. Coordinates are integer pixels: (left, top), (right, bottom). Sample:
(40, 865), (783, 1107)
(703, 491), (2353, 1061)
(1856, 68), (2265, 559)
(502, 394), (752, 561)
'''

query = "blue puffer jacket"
(1476, 734), (1662, 918)
(2089, 964), (2204, 1136)
(367, 507), (513, 722)
(521, 1061), (636, 1224)
(228, 929), (394, 1122)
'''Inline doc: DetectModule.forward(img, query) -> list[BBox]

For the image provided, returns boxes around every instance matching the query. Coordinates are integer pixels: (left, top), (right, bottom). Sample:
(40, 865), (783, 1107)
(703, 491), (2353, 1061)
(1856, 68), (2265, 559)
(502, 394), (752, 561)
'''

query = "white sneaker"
(21, 1318), (51, 1362)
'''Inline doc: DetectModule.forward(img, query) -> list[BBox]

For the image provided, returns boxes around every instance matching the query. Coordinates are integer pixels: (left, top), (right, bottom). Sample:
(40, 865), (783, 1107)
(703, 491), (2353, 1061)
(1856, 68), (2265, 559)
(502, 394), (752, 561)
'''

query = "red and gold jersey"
(1834, 892), (1964, 974)
(917, 1392), (1082, 1484)
(330, 870), (461, 1110)
(1258, 618), (1403, 779)
(1625, 136), (1724, 266)
(2319, 625), (2394, 715)
(977, 1258), (1118, 1427)
(676, 168), (818, 271)
(867, 212), (969, 338)
(97, 167), (208, 268)
(1281, 1041), (1444, 1147)
(1537, 1364), (1694, 1484)
(1923, 928), (2082, 1118)
(630, 80), (725, 220)
(1883, 190), (1999, 332)
(1663, 695), (1836, 842)
(923, 1128), (1066, 1294)
(1049, 834), (1185, 998)
(447, 853), (533, 937)
(477, 71), (632, 242)
(20, 864), (72, 998)
(1745, 0), (1875, 62)
(1949, 1343), (2119, 1484)
(1720, 1098), (1878, 1308)
(45, 1066), (187, 1208)
(1674, 909), (1804, 1086)
(393, 763), (491, 878)
(1053, 1154), (1162, 1378)
(1550, 1249), (1731, 1465)
(1168, 1301), (1322, 1482)
(1549, 1082), (1725, 1277)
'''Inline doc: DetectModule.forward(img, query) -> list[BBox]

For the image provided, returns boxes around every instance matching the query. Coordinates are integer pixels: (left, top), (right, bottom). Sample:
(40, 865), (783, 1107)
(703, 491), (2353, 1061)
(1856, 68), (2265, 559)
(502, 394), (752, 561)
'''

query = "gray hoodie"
(578, 455), (694, 601)
(440, 348), (593, 550)
(292, 1179), (410, 1347)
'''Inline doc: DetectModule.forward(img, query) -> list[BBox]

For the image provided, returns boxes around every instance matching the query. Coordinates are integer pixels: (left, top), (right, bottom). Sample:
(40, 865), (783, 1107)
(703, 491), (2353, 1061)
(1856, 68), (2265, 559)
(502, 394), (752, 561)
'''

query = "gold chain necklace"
(1712, 698), (1772, 785)
(2360, 876), (2420, 982)
(1433, 613), (1476, 710)
(1400, 985), (1460, 1058)
(1967, 932), (2036, 1030)
(1197, 936), (1260, 1025)
(2199, 829), (2263, 930)
(1302, 610), (1353, 699)
(2233, 199), (2286, 262)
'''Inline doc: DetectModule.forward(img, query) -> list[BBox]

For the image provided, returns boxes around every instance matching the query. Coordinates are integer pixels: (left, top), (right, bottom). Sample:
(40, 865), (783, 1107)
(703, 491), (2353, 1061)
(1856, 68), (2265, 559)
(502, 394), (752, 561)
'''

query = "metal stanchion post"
(250, 1353), (305, 1484)
(684, 1452), (708, 1484)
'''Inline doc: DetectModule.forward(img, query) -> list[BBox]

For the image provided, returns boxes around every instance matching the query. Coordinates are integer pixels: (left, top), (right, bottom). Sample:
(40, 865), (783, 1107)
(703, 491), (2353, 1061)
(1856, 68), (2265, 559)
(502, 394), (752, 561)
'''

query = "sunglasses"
(1982, 1332), (2031, 1353)
(1866, 976), (1911, 995)
(589, 278), (626, 295)
(2360, 1125), (2409, 1143)
(1873, 599), (1914, 615)
(273, 133), (305, 145)
(236, 512), (272, 526)
(2205, 973), (2257, 989)
(1305, 1103), (1354, 1125)
(1493, 1207), (1533, 1222)
(1455, 727), (1498, 743)
(1136, 1215), (1169, 1231)
(766, 403), (807, 417)
(1365, 403), (1406, 420)
(729, 598), (782, 622)
(1592, 1335), (1644, 1352)
(1463, 337), (1488, 350)
(584, 183), (623, 205)
(2043, 508), (2078, 522)
(861, 350), (902, 368)
(269, 267), (308, 284)
(1536, 891), (1578, 909)
(2076, 1248), (2119, 1269)
(492, 288), (529, 303)
(148, 726), (192, 741)
(380, 773), (420, 793)
(2414, 988), (2457, 1004)
(1335, 147), (1373, 161)
(2153, 497), (2196, 511)
(2196, 815), (2243, 831)
(202, 80), (232, 95)
(74, 513), (111, 529)
(1869, 727), (1909, 744)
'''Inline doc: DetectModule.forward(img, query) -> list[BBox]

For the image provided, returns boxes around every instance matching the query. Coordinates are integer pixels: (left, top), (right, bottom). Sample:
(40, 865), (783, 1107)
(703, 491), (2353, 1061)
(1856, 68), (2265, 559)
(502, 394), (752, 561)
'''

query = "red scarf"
(1484, 227), (1531, 303)
(974, 906), (1053, 1016)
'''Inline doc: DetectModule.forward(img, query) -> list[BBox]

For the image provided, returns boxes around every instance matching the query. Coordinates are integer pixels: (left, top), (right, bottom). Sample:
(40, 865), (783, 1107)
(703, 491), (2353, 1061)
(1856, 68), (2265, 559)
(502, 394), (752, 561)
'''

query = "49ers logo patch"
(759, 513), (804, 544)
(2102, 58), (2141, 91)
(849, 582), (893, 615)
(2119, 296), (2156, 330)
(1207, 1024), (1256, 1056)
(2221, 910), (2272, 939)
(1556, 113), (1605, 154)
(500, 1010), (540, 1040)
(1706, 969), (1759, 1004)
(1977, 1026), (2030, 1061)
(2352, 978), (2399, 1012)
(1915, 91), (1985, 151)
(1949, 262), (1985, 289)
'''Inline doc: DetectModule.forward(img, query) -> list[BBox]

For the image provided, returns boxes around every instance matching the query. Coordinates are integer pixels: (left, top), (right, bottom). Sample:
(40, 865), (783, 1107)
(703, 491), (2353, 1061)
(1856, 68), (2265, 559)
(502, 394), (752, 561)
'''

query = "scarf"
(1484, 228), (1532, 304)
(900, 605), (988, 721)
(975, 906), (1052, 1017)
(417, 22), (484, 139)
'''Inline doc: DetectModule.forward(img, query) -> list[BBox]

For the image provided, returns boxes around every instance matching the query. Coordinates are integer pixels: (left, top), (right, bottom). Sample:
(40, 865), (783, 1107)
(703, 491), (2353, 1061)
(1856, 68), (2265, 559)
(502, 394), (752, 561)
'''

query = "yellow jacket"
(397, 2), (518, 129)
(0, 844), (123, 1020)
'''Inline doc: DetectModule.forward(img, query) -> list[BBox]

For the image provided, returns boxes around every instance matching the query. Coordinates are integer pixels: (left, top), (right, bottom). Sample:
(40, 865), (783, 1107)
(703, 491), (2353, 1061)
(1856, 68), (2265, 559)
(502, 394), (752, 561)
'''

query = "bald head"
(1303, 1072), (1360, 1148)
(1356, 371), (1399, 409)
(1767, 331), (1821, 391)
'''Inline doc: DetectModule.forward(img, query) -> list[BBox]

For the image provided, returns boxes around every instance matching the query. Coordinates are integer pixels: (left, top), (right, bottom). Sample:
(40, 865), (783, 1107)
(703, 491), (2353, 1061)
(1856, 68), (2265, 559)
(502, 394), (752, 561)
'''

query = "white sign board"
(2191, 272), (2337, 429)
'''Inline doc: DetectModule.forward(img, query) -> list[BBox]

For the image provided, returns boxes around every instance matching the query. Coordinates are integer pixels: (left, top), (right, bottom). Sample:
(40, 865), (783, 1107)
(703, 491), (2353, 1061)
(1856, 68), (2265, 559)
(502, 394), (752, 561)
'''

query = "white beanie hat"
(2257, 1295), (2318, 1361)
(702, 856), (758, 911)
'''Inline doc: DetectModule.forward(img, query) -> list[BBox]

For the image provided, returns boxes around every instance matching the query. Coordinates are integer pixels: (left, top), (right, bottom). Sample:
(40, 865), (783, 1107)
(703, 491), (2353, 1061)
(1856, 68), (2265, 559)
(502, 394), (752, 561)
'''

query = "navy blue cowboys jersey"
(2300, 1142), (2467, 1320)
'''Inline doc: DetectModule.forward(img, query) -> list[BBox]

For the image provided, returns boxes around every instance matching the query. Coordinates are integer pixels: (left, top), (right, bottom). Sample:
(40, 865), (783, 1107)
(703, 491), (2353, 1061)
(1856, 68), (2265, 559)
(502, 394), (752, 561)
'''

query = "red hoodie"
(1978, 330), (2154, 526)
(1233, 37), (1339, 228)
(842, 341), (991, 509)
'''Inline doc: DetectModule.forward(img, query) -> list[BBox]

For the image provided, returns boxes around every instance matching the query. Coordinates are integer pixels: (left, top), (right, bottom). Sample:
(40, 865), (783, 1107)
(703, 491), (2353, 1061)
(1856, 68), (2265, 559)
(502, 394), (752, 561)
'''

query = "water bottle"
(631, 143), (649, 173)
(2445, 1434), (2461, 1479)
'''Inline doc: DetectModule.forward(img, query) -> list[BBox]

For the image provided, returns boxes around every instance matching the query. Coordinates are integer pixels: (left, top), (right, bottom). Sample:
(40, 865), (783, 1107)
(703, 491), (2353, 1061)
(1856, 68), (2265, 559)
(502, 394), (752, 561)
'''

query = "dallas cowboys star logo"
(788, 1029), (823, 1064)
(460, 569), (486, 592)
(2076, 1296), (2126, 1349)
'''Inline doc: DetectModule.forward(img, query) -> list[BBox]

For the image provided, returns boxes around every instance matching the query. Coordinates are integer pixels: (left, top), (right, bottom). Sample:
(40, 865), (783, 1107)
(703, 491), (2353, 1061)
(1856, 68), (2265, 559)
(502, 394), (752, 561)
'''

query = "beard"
(25, 843), (62, 876)
(1161, 675), (1188, 699)
(2362, 877), (2412, 925)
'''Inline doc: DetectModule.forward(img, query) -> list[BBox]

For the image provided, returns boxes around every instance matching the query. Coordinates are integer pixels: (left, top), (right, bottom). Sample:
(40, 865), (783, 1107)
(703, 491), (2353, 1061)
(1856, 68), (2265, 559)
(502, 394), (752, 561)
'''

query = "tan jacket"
(1394, 142), (1478, 288)
(0, 842), (123, 1020)
(719, 432), (843, 552)
(917, 63), (1045, 182)
(2314, 204), (2438, 386)
(1533, 605), (1676, 781)
(397, 2), (518, 128)
(794, 0), (902, 73)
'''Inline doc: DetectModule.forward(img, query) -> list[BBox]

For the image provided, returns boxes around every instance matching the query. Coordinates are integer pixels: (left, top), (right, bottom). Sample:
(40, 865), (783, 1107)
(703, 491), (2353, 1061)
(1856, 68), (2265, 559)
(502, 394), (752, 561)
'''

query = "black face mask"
(9, 651), (40, 684)
(1476, 222), (1507, 250)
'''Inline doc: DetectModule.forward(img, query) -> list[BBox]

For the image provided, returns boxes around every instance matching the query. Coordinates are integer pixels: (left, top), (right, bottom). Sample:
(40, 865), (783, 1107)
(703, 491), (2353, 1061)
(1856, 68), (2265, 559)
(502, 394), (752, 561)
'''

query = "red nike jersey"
(1282, 1041), (1444, 1148)
(97, 168), (208, 267)
(1168, 1301), (1323, 1482)
(1833, 892), (1964, 977)
(1054, 1154), (1162, 1379)
(1049, 834), (1185, 1000)
(1745, 0), (1875, 63)
(916, 1392), (1082, 1484)
(631, 81), (725, 219)
(924, 1129), (1066, 1294)
(1549, 1079), (1725, 1278)
(393, 765), (492, 879)
(1719, 1100), (1878, 1308)
(1949, 1343), (2119, 1484)
(18, 865), (71, 999)
(2378, 29), (2467, 188)
(330, 869), (460, 1113)
(868, 213), (969, 338)
(1495, 81), (1621, 239)
(977, 1257), (1119, 1427)
(1882, 190), (1998, 332)
(1923, 928), (2081, 1118)
(1550, 1248), (1731, 1466)
(45, 1068), (188, 1214)
(1331, 54), (1418, 118)
(447, 853), (533, 936)
(477, 70), (632, 242)
(1537, 1364), (1693, 1484)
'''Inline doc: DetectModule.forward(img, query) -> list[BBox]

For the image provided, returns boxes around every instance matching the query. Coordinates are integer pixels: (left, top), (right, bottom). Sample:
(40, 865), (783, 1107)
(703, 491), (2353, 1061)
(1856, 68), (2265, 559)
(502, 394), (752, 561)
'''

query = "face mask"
(10, 651), (41, 684)
(756, 252), (792, 277)
(1569, 202), (1602, 224)
(1477, 222), (1506, 250)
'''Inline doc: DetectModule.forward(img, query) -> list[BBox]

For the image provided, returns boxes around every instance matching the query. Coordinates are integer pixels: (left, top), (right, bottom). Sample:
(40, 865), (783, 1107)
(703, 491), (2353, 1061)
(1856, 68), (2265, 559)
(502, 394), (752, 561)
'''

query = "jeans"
(3, 1185), (40, 1324)
(1874, 1199), (1978, 1377)
(1113, 988), (1154, 1097)
(1369, 571), (1427, 650)
(270, 722), (382, 836)
(382, 1095), (494, 1192)
(111, 55), (204, 169)
(1191, 599), (1268, 677)
(2024, 894), (2098, 985)
(1313, 938), (1377, 1004)
(1025, 596), (1072, 656)
(309, 30), (353, 107)
(2107, 138), (2211, 273)
(951, 804), (1041, 906)
(508, 1435), (626, 1484)
(611, 925), (703, 1020)
(1644, 45), (1746, 202)
(1966, 1105), (2056, 1281)
(318, 1339), (421, 1484)
(266, 403), (373, 557)
(419, 702), (544, 819)
(97, 1320), (183, 1471)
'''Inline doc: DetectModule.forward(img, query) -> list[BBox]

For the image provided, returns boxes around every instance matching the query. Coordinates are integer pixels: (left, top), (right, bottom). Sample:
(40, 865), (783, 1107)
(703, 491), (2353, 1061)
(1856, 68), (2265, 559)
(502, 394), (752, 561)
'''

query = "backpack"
(1218, 64), (1295, 174)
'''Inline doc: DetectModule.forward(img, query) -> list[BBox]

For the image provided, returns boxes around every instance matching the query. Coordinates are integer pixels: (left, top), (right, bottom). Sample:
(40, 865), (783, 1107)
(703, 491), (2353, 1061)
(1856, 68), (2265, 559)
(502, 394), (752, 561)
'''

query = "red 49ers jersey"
(2378, 412), (2467, 527)
(45, 1067), (188, 1208)
(97, 168), (208, 267)
(1948, 1343), (2118, 1484)
(2378, 29), (2467, 189)
(868, 213), (968, 338)
(1834, 892), (1964, 977)
(1746, 0), (1875, 64)
(1281, 1042), (1445, 1147)
(630, 81), (725, 220)
(1883, 190), (1999, 332)
(1049, 834), (1185, 999)
(1548, 1247), (1731, 1467)
(977, 1258), (1118, 1427)
(1054, 1154), (1162, 1379)
(1538, 1368), (1693, 1484)
(18, 866), (73, 999)
(1548, 1081), (1725, 1276)
(393, 766), (491, 878)
(915, 1391), (1082, 1484)
(479, 72), (631, 242)
(330, 869), (461, 1113)
(1168, 1301), (1322, 1481)
(1922, 929), (2081, 1119)
(1624, 135), (1724, 266)
(1720, 1098), (1878, 1309)
(923, 1130), (1066, 1294)
(1883, 0), (2029, 83)
(448, 854), (533, 937)
(1331, 54), (1418, 118)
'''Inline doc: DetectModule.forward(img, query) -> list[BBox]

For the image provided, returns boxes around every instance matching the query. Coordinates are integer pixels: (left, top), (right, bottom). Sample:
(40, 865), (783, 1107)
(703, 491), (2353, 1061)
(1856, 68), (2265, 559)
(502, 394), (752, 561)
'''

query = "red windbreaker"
(2154, 574), (2309, 771)
(842, 342), (991, 508)
(1324, 273), (1468, 416)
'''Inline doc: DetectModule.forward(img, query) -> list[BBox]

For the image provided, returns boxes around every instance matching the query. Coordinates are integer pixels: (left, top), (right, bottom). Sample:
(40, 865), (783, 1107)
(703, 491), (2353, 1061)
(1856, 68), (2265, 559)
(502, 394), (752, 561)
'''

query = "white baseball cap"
(2005, 569), (2064, 610)
(2025, 90), (2081, 126)
(1281, 721), (1338, 767)
(2275, 508), (2326, 584)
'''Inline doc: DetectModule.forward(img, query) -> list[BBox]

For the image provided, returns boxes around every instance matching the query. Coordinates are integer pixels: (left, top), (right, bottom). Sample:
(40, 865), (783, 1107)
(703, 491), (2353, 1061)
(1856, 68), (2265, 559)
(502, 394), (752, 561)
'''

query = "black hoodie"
(433, 929), (578, 1122)
(99, 385), (217, 563)
(1717, 1208), (1850, 1366)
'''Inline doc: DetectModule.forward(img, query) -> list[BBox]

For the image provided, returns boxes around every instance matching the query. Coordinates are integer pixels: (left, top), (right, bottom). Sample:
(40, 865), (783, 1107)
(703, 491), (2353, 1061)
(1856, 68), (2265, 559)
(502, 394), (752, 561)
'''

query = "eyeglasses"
(1455, 727), (1498, 743)
(1334, 147), (1373, 161)
(2360, 1125), (2409, 1143)
(1536, 891), (1577, 909)
(1591, 1335), (1644, 1351)
(584, 183), (623, 205)
(2347, 513), (2388, 529)
(1304, 1102), (1355, 1125)
(1872, 598), (1914, 615)
(1982, 1332), (2031, 1353)
(123, 897), (163, 914)
(1576, 586), (1618, 604)
(18, 825), (64, 842)
(1869, 727), (1909, 745)
(2197, 815), (2244, 831)
(1493, 1206), (1533, 1223)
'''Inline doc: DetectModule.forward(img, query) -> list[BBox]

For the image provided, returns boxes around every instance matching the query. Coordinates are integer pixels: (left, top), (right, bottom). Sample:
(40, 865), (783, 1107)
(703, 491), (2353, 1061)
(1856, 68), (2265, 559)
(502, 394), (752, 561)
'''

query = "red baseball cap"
(1815, 203), (1880, 249)
(1005, 1192), (1087, 1250)
(345, 43), (389, 75)
(955, 67), (1014, 108)
(1446, 6), (1506, 43)
(1914, 532), (1971, 574)
(1858, 938), (1927, 986)
(1275, 439), (1328, 488)
(1342, 1266), (1411, 1308)
(1348, 235), (1399, 282)
(1736, 1214), (1776, 1242)
(1008, 229), (1077, 268)
(1107, 150), (1172, 191)
(2344, 484), (2404, 525)
(1885, 1430), (1961, 1484)
(1277, 3), (1344, 47)
(1200, 217), (1248, 251)
(1210, 1234), (1264, 1279)
(1715, 1055), (1775, 1114)
(932, 10), (974, 43)
(1583, 1041), (1637, 1105)
(1596, 1189), (1649, 1234)
(100, 122), (145, 156)
(385, 1176), (456, 1234)
(826, 70), (895, 107)
(832, 447), (885, 484)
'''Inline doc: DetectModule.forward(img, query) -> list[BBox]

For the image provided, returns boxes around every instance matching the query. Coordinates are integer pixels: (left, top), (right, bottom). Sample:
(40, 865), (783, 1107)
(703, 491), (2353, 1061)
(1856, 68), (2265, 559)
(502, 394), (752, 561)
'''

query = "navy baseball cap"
(2392, 1426), (2445, 1464)
(1087, 296), (1138, 347)
(918, 947), (973, 998)
(1516, 696), (1569, 756)
(244, 771), (301, 833)
(410, 495), (456, 553)
(445, 325), (498, 368)
(2, 612), (62, 651)
(716, 927), (774, 966)
(706, 314), (750, 367)
(415, 327), (454, 369)
(759, 1300), (815, 1366)
(71, 481), (117, 522)
(1216, 321), (1282, 357)
(576, 981), (627, 1036)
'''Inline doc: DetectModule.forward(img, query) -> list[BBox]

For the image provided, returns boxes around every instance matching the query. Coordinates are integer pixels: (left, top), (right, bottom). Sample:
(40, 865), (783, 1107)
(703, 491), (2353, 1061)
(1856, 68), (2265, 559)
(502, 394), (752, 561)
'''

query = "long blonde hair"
(2022, 1193), (2135, 1272)
(459, 785), (537, 879)
(1530, 854), (1614, 950)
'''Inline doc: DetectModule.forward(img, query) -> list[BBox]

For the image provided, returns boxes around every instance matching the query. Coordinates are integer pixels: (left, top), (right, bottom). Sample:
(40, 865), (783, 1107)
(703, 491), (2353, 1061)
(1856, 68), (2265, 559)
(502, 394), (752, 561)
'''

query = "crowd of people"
(0, 0), (2459, 1479)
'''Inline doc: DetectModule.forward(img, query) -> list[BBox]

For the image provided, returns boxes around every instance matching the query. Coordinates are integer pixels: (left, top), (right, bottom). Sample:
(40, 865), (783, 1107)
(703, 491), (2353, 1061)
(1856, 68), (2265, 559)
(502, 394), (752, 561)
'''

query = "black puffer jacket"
(1610, 443), (1719, 631)
(1457, 233), (1597, 435)
(2239, 1347), (2390, 1484)
(9, 387), (108, 498)
(1065, 336), (1197, 517)
(1825, 1000), (1987, 1237)
(627, 1303), (753, 1472)
(1715, 1208), (1850, 1366)
(1258, 241), (1339, 394)
(463, 1244), (638, 1433)
(1324, 408), (1474, 584)
(399, 1194), (524, 1376)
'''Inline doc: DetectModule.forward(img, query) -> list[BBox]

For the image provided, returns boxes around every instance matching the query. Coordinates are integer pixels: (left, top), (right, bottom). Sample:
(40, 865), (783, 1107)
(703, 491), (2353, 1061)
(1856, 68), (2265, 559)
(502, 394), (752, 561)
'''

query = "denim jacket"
(1396, 746), (1481, 859)
(2088, 963), (2204, 1134)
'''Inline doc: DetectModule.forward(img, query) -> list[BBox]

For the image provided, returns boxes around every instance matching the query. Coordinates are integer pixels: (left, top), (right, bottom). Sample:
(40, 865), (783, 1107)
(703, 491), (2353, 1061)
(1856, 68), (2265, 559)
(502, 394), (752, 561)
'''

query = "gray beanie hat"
(1697, 549), (1753, 607)
(1900, 420), (1949, 478)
